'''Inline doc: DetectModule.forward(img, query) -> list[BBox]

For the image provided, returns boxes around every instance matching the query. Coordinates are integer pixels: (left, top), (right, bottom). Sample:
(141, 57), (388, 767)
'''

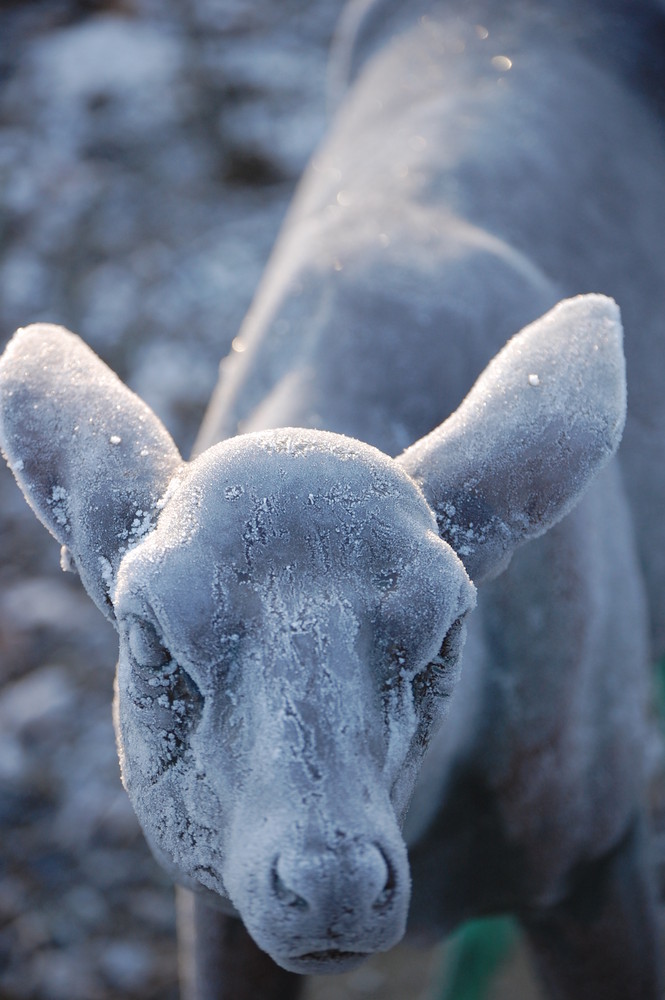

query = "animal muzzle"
(225, 827), (411, 973)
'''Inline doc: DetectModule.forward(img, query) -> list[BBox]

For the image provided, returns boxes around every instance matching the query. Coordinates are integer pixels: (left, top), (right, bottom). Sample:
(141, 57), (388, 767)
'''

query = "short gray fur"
(1, 1), (664, 998)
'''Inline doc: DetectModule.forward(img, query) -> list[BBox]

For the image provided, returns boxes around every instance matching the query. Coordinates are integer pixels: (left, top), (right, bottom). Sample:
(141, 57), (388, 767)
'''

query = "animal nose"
(270, 839), (397, 920)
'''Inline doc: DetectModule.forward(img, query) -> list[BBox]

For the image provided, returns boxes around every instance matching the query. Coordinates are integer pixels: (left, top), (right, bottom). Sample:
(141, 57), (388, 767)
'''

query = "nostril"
(271, 856), (308, 911)
(372, 843), (398, 911)
(270, 841), (400, 918)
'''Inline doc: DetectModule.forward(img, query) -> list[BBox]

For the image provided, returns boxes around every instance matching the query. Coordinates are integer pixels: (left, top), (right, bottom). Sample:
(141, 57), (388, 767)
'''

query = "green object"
(434, 915), (520, 1000)
(656, 657), (665, 719)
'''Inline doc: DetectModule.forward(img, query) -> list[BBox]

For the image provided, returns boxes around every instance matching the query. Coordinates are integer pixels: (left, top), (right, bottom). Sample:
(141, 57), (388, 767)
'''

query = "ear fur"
(398, 295), (626, 583)
(0, 324), (183, 621)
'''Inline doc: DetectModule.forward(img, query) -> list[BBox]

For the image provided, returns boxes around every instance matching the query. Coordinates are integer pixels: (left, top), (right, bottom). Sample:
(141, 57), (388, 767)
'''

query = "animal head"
(0, 294), (625, 972)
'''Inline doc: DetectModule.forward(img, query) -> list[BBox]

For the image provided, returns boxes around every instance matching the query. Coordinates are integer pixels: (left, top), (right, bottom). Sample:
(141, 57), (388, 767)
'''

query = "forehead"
(160, 429), (439, 561)
(116, 430), (469, 655)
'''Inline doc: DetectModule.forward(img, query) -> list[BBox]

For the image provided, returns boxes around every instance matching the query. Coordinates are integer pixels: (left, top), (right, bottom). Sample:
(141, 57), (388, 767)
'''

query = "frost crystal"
(47, 485), (70, 531)
(99, 556), (114, 590)
(60, 545), (77, 573)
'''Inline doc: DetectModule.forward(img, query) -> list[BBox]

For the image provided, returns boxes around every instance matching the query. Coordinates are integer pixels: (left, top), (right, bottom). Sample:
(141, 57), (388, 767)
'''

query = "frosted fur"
(111, 430), (476, 968)
(0, 324), (183, 621)
(1, 0), (665, 995)
(399, 296), (626, 582)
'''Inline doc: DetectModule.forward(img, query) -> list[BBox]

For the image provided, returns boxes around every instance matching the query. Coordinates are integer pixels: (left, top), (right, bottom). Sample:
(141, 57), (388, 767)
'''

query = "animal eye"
(435, 615), (466, 666)
(413, 616), (467, 699)
(128, 619), (170, 668)
(123, 616), (204, 775)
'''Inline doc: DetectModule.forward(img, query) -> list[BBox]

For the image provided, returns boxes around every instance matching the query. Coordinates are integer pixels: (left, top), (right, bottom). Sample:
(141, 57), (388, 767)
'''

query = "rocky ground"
(0, 2), (658, 998)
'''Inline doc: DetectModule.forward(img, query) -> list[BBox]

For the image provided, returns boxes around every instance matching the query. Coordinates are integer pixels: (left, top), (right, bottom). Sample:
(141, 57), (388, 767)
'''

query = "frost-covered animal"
(2, 0), (665, 998)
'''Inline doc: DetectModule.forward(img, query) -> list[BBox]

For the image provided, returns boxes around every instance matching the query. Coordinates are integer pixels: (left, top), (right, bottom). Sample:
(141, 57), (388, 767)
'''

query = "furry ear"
(397, 295), (626, 583)
(0, 324), (184, 622)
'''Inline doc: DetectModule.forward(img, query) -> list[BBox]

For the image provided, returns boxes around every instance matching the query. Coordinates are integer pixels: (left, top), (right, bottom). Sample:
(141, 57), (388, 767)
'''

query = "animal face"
(111, 429), (475, 971)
